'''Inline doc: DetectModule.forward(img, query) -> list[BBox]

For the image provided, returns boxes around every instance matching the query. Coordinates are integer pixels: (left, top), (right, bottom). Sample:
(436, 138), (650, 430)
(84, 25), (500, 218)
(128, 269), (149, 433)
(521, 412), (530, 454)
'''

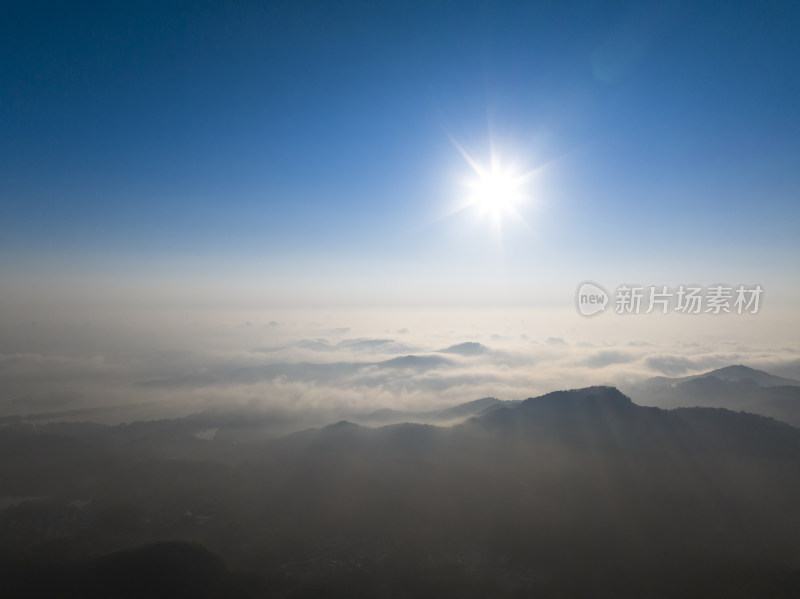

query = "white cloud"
(1, 307), (797, 425)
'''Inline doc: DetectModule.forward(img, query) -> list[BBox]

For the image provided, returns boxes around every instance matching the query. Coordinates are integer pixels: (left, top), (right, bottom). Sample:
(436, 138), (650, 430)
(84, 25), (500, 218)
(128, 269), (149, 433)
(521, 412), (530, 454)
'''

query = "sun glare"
(469, 165), (525, 219)
(449, 136), (535, 235)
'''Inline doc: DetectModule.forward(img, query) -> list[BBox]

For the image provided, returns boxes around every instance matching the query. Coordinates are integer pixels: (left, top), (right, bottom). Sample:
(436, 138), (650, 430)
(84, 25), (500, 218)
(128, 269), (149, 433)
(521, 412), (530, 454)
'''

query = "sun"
(449, 137), (534, 234)
(468, 164), (525, 220)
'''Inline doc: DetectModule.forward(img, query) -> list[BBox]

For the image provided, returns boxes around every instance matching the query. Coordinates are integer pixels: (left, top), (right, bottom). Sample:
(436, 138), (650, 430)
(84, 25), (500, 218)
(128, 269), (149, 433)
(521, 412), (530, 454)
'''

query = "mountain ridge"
(627, 365), (800, 427)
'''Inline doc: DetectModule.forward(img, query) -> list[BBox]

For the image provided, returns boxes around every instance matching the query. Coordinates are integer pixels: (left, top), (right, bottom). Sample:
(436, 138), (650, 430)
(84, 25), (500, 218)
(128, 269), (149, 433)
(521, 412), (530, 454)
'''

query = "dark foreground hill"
(1, 541), (268, 598)
(1, 387), (799, 598)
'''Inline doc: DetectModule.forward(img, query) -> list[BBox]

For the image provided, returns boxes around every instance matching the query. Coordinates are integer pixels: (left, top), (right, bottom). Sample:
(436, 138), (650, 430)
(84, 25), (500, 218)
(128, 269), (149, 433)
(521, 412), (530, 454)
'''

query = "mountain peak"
(520, 386), (634, 411)
(698, 365), (799, 387)
(437, 342), (490, 355)
(470, 386), (639, 432)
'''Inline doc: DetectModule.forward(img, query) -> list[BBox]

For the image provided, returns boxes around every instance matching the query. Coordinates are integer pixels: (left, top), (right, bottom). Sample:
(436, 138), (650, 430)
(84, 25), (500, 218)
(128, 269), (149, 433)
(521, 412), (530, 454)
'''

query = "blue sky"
(2, 0), (799, 307)
(2, 1), (800, 421)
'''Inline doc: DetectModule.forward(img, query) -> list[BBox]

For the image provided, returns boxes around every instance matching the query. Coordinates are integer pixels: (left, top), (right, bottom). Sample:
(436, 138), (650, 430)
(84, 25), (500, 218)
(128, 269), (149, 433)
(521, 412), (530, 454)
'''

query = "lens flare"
(448, 135), (536, 237)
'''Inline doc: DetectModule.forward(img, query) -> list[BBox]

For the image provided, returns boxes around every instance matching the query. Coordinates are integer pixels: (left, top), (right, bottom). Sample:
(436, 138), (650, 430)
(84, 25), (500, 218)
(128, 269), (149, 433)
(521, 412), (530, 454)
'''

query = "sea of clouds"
(1, 305), (798, 425)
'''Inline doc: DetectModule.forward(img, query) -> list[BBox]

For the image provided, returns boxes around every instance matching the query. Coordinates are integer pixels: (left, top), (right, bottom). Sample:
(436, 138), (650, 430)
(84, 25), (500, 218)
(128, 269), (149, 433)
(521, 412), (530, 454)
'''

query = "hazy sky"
(1, 1), (799, 420)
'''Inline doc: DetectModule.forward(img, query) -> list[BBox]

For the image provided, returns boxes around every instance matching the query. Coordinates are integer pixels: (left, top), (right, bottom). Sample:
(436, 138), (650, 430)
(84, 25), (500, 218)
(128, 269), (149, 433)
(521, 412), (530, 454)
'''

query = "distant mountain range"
(624, 364), (800, 427)
(352, 364), (800, 428)
(649, 364), (800, 387)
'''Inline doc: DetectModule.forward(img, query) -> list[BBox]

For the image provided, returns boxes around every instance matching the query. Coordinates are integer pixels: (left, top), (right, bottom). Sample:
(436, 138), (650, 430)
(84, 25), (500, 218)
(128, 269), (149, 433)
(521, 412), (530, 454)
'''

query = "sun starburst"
(450, 136), (535, 236)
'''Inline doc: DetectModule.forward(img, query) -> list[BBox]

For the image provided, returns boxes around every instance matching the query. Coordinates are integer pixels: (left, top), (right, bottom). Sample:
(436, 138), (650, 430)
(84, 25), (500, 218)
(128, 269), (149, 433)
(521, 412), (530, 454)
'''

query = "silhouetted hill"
(1, 386), (799, 597)
(239, 388), (800, 596)
(0, 541), (266, 598)
(679, 364), (799, 386)
(437, 341), (490, 355)
(626, 365), (800, 427)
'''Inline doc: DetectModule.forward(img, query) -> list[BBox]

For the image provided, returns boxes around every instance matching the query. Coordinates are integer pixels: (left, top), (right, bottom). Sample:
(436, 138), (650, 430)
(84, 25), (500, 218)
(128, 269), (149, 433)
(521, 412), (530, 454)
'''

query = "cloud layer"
(1, 306), (798, 425)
